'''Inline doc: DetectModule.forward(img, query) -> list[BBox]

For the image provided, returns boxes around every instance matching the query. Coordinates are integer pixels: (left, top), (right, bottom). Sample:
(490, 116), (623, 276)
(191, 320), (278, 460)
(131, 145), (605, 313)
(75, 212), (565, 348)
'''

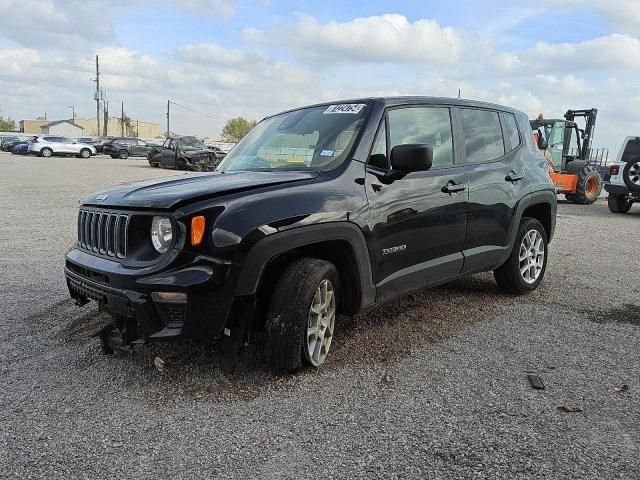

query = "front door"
(365, 106), (468, 302)
(160, 139), (177, 168)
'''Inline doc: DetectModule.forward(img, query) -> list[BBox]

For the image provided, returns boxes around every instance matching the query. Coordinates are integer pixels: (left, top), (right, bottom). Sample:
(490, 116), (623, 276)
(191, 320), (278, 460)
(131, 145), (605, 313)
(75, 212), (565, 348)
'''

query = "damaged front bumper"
(65, 248), (238, 344)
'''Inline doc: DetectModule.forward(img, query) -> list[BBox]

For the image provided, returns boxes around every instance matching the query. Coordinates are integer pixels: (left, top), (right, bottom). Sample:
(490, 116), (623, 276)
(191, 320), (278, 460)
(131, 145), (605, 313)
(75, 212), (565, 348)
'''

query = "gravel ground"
(1, 152), (639, 479)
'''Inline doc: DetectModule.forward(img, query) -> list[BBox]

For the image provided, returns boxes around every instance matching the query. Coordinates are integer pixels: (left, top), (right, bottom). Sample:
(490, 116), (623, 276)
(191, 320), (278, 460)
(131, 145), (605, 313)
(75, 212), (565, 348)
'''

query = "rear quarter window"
(621, 138), (640, 163)
(501, 113), (521, 151)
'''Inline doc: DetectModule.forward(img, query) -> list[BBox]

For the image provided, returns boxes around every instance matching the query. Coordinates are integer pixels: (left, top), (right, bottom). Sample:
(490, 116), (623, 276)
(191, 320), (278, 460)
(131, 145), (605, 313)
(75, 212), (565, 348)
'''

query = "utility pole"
(166, 100), (170, 138)
(121, 101), (124, 137)
(103, 101), (108, 136)
(95, 55), (100, 136)
(68, 106), (75, 122)
(136, 118), (139, 138)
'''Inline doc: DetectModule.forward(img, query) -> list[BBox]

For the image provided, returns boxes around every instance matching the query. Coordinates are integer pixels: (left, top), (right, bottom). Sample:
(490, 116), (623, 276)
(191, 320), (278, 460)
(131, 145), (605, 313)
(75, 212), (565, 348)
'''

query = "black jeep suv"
(64, 97), (556, 371)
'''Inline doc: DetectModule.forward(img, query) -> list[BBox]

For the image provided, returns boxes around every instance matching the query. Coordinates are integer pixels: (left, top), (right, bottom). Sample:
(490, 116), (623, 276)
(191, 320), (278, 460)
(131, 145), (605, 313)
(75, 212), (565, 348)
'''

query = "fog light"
(151, 292), (187, 304)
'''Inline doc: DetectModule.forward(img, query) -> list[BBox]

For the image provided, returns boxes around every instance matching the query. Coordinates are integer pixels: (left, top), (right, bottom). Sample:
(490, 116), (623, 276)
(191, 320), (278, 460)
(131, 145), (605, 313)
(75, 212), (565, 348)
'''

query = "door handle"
(505, 172), (524, 182)
(441, 182), (467, 194)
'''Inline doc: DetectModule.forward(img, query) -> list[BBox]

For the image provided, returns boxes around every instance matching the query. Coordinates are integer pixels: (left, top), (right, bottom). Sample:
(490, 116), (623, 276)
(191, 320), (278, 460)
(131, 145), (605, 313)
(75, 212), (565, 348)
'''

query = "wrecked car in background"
(147, 136), (219, 171)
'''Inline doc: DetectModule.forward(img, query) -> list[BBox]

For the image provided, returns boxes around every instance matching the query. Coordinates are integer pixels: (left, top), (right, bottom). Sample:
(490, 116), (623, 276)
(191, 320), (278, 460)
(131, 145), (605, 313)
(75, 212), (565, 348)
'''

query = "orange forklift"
(531, 109), (603, 204)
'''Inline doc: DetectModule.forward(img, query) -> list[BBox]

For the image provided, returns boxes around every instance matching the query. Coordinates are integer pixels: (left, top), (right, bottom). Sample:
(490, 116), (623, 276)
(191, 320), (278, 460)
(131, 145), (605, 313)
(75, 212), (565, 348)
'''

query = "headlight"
(151, 216), (173, 253)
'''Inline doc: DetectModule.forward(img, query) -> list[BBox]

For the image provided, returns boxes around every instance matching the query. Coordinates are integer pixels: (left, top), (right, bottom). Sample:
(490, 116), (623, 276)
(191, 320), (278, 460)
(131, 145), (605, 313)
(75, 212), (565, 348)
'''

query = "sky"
(0, 0), (639, 152)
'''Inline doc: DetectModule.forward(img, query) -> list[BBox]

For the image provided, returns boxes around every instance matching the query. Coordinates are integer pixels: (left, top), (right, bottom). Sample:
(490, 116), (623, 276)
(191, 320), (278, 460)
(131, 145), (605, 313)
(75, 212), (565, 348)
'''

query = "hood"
(81, 170), (319, 209)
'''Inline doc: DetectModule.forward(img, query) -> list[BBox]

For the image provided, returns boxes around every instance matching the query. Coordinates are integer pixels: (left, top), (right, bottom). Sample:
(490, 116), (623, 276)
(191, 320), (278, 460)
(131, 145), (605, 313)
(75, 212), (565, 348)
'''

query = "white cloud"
(248, 14), (461, 65)
(527, 34), (640, 72)
(596, 0), (640, 33)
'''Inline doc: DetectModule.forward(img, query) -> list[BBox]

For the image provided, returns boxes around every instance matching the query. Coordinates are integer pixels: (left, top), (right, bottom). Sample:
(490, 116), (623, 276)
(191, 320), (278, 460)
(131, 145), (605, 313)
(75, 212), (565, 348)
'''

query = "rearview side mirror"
(390, 144), (433, 173)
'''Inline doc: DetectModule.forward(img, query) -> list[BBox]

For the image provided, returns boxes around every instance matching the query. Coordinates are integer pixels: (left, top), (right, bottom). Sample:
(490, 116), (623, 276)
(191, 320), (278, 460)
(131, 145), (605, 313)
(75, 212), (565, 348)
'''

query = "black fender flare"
(235, 222), (376, 310)
(500, 189), (557, 265)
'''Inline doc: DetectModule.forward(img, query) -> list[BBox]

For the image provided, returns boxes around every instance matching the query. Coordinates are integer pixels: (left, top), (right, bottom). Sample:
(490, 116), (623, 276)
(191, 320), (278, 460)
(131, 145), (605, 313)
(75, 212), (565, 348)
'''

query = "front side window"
(387, 107), (454, 168)
(461, 109), (505, 163)
(217, 103), (369, 172)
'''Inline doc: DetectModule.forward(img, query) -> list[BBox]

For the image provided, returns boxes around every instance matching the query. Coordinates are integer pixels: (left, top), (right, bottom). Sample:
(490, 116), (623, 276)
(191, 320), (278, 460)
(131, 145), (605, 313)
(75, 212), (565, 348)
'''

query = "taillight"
(30, 138), (37, 143)
(609, 165), (620, 176)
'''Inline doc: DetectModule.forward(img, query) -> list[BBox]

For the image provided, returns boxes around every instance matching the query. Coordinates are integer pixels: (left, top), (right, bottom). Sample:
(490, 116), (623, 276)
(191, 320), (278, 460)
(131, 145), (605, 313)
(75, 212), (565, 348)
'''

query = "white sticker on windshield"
(323, 104), (366, 114)
(320, 149), (334, 157)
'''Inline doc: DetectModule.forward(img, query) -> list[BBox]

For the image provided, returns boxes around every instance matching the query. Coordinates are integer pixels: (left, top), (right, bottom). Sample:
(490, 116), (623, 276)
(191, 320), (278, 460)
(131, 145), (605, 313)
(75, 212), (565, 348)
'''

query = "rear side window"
(388, 107), (454, 168)
(461, 109), (505, 162)
(502, 113), (521, 151)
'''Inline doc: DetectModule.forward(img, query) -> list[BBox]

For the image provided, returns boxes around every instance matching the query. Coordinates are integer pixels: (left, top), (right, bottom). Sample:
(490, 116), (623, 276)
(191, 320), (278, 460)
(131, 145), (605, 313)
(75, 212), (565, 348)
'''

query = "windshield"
(217, 103), (369, 172)
(179, 137), (208, 151)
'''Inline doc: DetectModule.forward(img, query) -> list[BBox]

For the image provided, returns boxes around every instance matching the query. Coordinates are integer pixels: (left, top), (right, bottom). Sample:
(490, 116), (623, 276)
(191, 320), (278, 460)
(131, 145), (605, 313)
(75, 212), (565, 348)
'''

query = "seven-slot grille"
(77, 209), (129, 258)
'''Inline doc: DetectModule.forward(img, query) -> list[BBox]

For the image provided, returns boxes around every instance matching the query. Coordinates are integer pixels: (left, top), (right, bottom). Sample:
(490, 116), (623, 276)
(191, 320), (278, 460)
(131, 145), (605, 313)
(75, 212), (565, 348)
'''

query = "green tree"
(0, 110), (16, 131)
(118, 115), (136, 137)
(221, 117), (257, 143)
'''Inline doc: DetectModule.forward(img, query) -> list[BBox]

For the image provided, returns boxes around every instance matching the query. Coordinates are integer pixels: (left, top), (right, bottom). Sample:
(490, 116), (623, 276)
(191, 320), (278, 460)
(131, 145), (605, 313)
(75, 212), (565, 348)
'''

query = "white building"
(40, 120), (84, 137)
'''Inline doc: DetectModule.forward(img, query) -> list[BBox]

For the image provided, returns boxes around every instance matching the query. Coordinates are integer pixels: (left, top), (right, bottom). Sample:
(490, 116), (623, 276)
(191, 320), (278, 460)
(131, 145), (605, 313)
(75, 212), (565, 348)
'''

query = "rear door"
(458, 108), (528, 273)
(365, 105), (469, 302)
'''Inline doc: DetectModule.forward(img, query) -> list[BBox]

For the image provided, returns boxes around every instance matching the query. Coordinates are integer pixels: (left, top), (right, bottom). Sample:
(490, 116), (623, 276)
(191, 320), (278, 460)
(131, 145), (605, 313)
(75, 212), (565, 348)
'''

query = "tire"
(607, 194), (633, 214)
(265, 258), (339, 371)
(494, 217), (548, 294)
(175, 158), (186, 170)
(41, 147), (53, 158)
(622, 159), (640, 193)
(565, 160), (602, 204)
(118, 149), (129, 159)
(110, 155), (118, 159)
(79, 148), (91, 158)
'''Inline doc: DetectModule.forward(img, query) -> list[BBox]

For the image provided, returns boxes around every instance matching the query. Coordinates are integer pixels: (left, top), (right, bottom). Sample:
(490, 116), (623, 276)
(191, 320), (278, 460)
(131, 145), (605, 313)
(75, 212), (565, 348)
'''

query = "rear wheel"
(265, 258), (339, 371)
(565, 160), (602, 204)
(607, 194), (633, 213)
(118, 149), (129, 159)
(494, 217), (548, 294)
(622, 159), (640, 193)
(41, 147), (53, 158)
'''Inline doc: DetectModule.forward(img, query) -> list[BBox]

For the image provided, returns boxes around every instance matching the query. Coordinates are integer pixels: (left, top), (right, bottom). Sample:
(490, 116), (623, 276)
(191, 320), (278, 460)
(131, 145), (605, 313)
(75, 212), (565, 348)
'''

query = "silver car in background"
(28, 135), (97, 158)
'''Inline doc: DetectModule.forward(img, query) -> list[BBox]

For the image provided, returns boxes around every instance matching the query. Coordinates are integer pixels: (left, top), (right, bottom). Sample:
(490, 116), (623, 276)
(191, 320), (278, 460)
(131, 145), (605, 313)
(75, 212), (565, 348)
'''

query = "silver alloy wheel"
(628, 162), (640, 186)
(305, 279), (336, 367)
(42, 148), (52, 158)
(81, 149), (90, 158)
(519, 229), (545, 284)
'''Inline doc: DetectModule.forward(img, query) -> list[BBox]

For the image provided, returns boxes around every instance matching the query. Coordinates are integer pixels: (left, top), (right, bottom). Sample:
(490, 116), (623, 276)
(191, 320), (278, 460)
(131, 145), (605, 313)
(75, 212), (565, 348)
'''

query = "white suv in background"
(605, 136), (640, 213)
(28, 136), (97, 158)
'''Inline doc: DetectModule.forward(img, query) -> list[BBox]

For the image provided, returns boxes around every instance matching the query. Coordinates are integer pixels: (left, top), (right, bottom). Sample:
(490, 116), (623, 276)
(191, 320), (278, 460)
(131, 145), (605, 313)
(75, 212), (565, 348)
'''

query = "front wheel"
(494, 217), (548, 294)
(265, 258), (339, 371)
(607, 194), (633, 214)
(79, 148), (91, 158)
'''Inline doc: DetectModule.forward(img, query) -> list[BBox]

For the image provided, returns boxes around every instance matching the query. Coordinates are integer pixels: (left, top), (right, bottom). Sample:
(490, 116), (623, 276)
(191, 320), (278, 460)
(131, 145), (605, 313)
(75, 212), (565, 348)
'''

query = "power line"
(169, 101), (217, 120)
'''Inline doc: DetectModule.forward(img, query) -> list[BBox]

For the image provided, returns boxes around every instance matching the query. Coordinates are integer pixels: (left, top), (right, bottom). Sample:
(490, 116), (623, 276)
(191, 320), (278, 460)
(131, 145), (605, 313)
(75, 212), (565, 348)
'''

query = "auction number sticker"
(323, 104), (366, 114)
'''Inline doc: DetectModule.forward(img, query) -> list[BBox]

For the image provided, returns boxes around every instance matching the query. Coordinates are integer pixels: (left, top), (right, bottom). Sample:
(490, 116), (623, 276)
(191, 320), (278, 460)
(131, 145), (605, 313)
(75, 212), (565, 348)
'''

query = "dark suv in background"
(103, 138), (156, 159)
(65, 97), (556, 371)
